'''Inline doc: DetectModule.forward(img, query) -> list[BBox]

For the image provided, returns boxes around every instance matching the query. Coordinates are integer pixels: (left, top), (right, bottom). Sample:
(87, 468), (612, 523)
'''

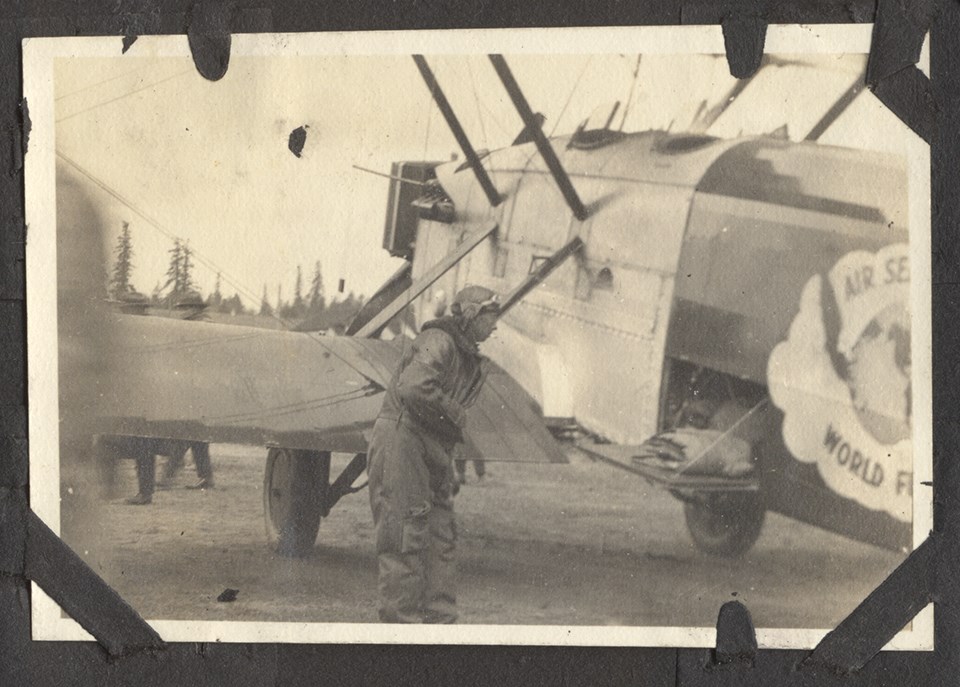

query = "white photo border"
(24, 24), (934, 649)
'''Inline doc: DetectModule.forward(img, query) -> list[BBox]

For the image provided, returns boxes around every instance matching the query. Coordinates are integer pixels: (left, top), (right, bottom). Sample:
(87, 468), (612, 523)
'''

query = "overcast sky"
(53, 50), (910, 309)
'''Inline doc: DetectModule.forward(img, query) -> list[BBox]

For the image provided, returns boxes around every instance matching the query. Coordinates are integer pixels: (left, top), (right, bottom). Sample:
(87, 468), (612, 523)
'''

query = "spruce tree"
(259, 284), (272, 317)
(110, 221), (134, 298)
(309, 260), (325, 311)
(163, 239), (183, 302)
(181, 241), (195, 295)
(293, 264), (305, 315)
(211, 272), (225, 311)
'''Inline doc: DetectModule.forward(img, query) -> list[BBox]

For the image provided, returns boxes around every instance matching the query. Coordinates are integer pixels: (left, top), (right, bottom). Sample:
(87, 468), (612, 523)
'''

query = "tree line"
(110, 223), (364, 329)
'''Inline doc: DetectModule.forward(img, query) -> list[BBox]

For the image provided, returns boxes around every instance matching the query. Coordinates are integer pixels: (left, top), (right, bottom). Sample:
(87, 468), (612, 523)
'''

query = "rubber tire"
(263, 448), (327, 557)
(683, 492), (765, 558)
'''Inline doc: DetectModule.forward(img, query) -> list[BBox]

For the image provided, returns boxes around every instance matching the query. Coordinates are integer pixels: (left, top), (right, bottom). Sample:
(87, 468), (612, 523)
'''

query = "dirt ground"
(59, 443), (904, 629)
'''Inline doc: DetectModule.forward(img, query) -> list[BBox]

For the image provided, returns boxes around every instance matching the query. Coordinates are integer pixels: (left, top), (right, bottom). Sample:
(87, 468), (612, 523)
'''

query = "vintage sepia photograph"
(24, 26), (932, 648)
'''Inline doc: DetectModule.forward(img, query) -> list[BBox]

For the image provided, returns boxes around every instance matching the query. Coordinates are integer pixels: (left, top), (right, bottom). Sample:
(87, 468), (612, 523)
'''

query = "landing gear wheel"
(683, 492), (765, 558)
(263, 448), (329, 557)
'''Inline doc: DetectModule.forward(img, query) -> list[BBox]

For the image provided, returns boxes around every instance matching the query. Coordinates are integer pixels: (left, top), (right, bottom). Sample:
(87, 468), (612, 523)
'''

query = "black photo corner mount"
(187, 0), (234, 82)
(1, 0), (955, 684)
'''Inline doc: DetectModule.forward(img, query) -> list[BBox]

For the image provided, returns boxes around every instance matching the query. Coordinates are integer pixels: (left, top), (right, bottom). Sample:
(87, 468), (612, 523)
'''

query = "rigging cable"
(519, 55), (595, 175)
(58, 150), (265, 310)
(549, 56), (594, 138)
(55, 66), (147, 102)
(618, 54), (642, 132)
(466, 58), (490, 151)
(56, 150), (386, 390)
(56, 68), (194, 123)
(204, 382), (384, 424)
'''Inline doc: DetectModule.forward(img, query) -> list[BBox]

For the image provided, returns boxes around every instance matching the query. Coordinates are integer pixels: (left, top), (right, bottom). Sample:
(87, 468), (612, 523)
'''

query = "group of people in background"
(96, 435), (214, 505)
(99, 291), (214, 504)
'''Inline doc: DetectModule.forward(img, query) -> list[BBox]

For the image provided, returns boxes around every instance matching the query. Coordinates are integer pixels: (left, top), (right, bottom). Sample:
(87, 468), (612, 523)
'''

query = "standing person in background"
(115, 438), (214, 505)
(367, 285), (499, 623)
(158, 440), (215, 490)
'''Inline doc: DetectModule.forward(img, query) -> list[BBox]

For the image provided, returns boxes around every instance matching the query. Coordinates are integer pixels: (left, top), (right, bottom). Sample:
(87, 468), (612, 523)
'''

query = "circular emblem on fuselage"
(767, 244), (911, 523)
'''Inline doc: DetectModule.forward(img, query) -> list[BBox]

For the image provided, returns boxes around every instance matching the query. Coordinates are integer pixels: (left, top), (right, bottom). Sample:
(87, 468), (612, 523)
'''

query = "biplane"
(55, 53), (915, 559)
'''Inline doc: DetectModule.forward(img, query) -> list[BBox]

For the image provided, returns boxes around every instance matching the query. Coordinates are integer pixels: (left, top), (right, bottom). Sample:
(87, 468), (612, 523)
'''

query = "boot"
(185, 478), (213, 490)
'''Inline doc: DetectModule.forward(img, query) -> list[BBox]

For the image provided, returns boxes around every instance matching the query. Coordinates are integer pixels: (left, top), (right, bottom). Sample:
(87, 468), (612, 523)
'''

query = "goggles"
(476, 295), (500, 313)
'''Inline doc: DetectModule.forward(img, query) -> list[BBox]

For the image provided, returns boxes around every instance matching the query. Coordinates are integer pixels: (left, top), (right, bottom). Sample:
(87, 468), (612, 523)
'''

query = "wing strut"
(354, 222), (499, 338)
(499, 237), (584, 316)
(345, 262), (412, 335)
(412, 55), (503, 208)
(488, 54), (589, 222)
(804, 71), (865, 141)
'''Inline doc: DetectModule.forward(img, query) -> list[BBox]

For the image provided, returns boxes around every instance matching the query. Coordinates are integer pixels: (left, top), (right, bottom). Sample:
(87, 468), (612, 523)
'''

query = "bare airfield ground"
(61, 443), (903, 629)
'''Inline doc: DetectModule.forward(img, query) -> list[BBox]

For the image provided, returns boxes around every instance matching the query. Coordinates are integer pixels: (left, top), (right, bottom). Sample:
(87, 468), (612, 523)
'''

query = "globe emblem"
(842, 303), (911, 445)
(767, 247), (913, 524)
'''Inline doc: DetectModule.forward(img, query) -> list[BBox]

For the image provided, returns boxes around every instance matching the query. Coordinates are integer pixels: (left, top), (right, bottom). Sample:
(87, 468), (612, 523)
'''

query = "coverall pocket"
(375, 514), (403, 555)
(400, 503), (431, 554)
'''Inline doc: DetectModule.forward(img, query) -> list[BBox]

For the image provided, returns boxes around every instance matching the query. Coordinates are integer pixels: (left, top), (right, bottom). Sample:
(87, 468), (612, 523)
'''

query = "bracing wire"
(477, 99), (512, 139)
(466, 58), (489, 151)
(549, 56), (594, 138)
(619, 55), (642, 132)
(57, 150), (386, 389)
(517, 55), (596, 175)
(55, 66), (147, 102)
(205, 383), (384, 424)
(58, 150), (265, 310)
(56, 69), (194, 123)
(457, 57), (511, 140)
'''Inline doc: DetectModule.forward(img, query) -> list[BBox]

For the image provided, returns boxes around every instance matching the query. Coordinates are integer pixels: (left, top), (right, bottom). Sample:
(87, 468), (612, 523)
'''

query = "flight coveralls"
(368, 317), (487, 623)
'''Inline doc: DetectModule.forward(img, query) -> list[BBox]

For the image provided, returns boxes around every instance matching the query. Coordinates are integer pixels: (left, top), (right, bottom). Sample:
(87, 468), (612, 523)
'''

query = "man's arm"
(395, 329), (466, 443)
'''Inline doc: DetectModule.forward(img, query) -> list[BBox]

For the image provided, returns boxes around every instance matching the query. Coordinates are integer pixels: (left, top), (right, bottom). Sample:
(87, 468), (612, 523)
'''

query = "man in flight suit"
(368, 285), (499, 623)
